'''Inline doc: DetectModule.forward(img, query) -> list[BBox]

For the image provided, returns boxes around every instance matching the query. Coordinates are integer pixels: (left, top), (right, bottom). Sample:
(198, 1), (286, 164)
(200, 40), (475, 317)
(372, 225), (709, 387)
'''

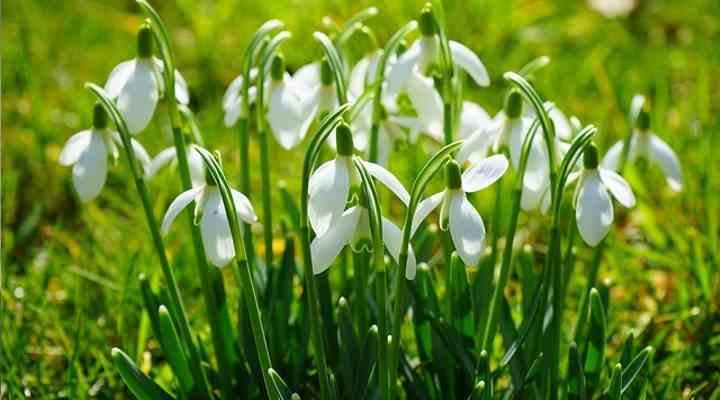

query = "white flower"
(588, 0), (636, 18)
(265, 56), (315, 150)
(601, 130), (683, 192)
(146, 144), (206, 187)
(222, 68), (258, 127)
(294, 60), (339, 125)
(161, 184), (257, 267)
(573, 145), (635, 246)
(59, 105), (150, 202)
(104, 26), (189, 134)
(311, 205), (417, 279)
(309, 157), (410, 238)
(411, 156), (509, 266)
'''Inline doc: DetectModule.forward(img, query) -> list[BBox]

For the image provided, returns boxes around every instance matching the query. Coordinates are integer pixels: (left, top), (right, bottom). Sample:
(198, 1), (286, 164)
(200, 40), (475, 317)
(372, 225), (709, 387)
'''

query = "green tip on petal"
(505, 91), (523, 119)
(320, 58), (333, 86)
(336, 122), (354, 156)
(583, 143), (599, 170)
(418, 8), (435, 36)
(271, 54), (285, 81)
(137, 24), (153, 58)
(445, 159), (463, 190)
(92, 103), (108, 129)
(636, 108), (650, 131)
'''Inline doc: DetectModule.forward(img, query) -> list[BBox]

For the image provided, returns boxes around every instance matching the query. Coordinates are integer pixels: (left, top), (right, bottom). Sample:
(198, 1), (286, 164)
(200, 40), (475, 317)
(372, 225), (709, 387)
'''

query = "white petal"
(72, 131), (108, 202)
(381, 217), (417, 280)
(59, 130), (92, 166)
(231, 189), (258, 224)
(461, 154), (509, 192)
(406, 71), (443, 140)
(187, 146), (206, 188)
(601, 140), (624, 171)
(506, 117), (532, 170)
(362, 161), (410, 205)
(548, 105), (572, 140)
(310, 207), (360, 274)
(459, 101), (491, 139)
(224, 98), (244, 127)
(386, 39), (421, 94)
(174, 69), (190, 105)
(449, 41), (490, 87)
(349, 54), (374, 97)
(456, 123), (498, 165)
(448, 192), (486, 266)
(161, 185), (205, 234)
(201, 189), (236, 267)
(648, 133), (683, 191)
(523, 134), (550, 191)
(599, 168), (635, 208)
(116, 59), (159, 134)
(105, 60), (134, 98)
(293, 62), (320, 89)
(267, 80), (306, 149)
(147, 147), (177, 180)
(308, 158), (350, 236)
(130, 138), (151, 174)
(576, 172), (613, 247)
(520, 183), (543, 212)
(411, 191), (444, 235)
(223, 74), (244, 110)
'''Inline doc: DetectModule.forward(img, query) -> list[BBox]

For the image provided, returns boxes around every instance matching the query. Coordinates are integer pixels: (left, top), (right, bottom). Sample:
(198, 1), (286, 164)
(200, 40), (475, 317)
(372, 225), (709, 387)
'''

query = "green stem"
(443, 101), (453, 145)
(300, 226), (332, 400)
(355, 251), (369, 332)
(368, 122), (380, 163)
(238, 118), (251, 194)
(258, 129), (274, 269)
(377, 268), (389, 400)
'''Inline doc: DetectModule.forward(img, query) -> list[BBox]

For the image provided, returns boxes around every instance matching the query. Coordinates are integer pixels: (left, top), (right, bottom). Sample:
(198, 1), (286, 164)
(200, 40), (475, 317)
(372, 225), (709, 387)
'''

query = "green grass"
(2, 0), (719, 398)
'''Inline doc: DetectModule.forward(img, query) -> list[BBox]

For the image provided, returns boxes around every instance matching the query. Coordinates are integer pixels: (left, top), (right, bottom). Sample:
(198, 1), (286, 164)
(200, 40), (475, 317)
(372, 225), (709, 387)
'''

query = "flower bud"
(92, 103), (108, 129)
(445, 159), (462, 190)
(418, 7), (436, 37)
(505, 91), (523, 119)
(320, 58), (333, 86)
(271, 54), (285, 81)
(336, 122), (354, 156)
(583, 143), (599, 170)
(137, 25), (153, 58)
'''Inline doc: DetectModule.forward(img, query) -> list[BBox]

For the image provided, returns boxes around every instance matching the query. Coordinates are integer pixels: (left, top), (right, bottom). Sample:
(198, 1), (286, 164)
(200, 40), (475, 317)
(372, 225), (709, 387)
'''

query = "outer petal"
(456, 122), (499, 165)
(349, 53), (375, 97)
(459, 101), (491, 139)
(201, 189), (236, 267)
(310, 207), (360, 274)
(449, 40), (490, 87)
(104, 60), (134, 98)
(146, 147), (177, 180)
(231, 189), (258, 224)
(72, 132), (108, 202)
(406, 71), (443, 140)
(187, 146), (206, 188)
(548, 105), (572, 141)
(411, 191), (444, 235)
(223, 74), (244, 110)
(381, 217), (417, 280)
(386, 39), (421, 94)
(448, 192), (486, 266)
(461, 154), (509, 192)
(599, 168), (635, 208)
(362, 161), (410, 205)
(293, 62), (320, 90)
(161, 185), (205, 234)
(59, 130), (92, 166)
(267, 80), (305, 149)
(130, 138), (151, 174)
(601, 140), (624, 171)
(576, 171), (613, 246)
(116, 59), (159, 134)
(648, 133), (683, 191)
(308, 158), (350, 236)
(174, 69), (190, 105)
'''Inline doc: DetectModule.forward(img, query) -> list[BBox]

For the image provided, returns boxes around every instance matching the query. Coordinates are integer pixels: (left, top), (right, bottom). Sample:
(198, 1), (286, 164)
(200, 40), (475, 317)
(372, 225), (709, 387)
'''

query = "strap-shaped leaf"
(584, 288), (606, 394)
(269, 368), (294, 400)
(112, 347), (175, 400)
(606, 363), (623, 399)
(158, 305), (194, 394)
(351, 325), (379, 399)
(568, 342), (587, 400)
(621, 347), (653, 395)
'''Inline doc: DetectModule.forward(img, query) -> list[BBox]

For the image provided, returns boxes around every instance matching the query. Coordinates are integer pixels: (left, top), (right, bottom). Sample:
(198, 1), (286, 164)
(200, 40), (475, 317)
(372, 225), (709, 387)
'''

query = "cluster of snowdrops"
(59, 1), (682, 399)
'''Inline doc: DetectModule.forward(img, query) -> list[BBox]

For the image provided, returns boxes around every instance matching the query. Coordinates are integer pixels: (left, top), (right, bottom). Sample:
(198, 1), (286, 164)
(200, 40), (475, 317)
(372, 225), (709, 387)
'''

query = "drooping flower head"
(411, 156), (508, 266)
(602, 105), (683, 192)
(59, 104), (150, 202)
(573, 143), (636, 246)
(104, 25), (189, 134)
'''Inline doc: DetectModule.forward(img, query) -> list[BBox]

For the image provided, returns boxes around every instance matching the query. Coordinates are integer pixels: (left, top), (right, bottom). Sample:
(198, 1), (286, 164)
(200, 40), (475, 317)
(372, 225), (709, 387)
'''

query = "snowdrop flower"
(311, 197), (417, 279)
(222, 68), (258, 127)
(308, 123), (410, 237)
(601, 109), (683, 192)
(588, 0), (637, 18)
(104, 25), (189, 134)
(573, 144), (635, 246)
(146, 142), (206, 187)
(263, 54), (316, 149)
(161, 180), (257, 267)
(59, 104), (150, 202)
(385, 8), (489, 138)
(295, 58), (339, 126)
(411, 156), (509, 266)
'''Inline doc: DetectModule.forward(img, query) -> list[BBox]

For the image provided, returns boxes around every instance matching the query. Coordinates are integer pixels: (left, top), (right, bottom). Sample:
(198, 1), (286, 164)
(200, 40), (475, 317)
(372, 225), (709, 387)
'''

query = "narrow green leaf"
(157, 305), (194, 394)
(568, 342), (586, 400)
(606, 363), (623, 400)
(269, 368), (294, 400)
(352, 325), (379, 399)
(112, 348), (174, 400)
(621, 347), (653, 395)
(584, 288), (606, 394)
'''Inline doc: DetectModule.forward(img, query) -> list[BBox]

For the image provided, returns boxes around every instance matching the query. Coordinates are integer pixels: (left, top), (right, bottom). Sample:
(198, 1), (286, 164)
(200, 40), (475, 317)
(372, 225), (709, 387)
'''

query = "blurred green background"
(2, 0), (719, 397)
